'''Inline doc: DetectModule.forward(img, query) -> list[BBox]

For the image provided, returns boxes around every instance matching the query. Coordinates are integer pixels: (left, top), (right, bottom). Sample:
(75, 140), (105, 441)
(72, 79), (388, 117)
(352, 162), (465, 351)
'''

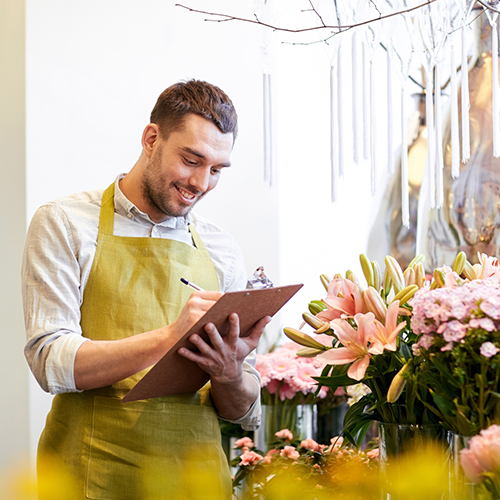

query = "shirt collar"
(113, 174), (190, 230)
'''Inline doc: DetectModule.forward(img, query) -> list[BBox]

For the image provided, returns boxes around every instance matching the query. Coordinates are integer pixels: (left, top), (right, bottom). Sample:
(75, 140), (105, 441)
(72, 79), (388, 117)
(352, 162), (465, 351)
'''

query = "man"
(22, 80), (270, 499)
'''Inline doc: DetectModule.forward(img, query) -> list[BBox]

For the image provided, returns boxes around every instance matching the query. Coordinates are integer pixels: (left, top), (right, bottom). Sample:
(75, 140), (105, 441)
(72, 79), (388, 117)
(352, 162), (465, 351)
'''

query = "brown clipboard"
(122, 283), (303, 403)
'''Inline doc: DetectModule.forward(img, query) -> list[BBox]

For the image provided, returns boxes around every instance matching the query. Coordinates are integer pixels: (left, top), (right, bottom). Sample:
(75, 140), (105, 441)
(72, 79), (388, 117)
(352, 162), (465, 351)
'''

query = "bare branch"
(175, 1), (439, 33)
(477, 0), (500, 15)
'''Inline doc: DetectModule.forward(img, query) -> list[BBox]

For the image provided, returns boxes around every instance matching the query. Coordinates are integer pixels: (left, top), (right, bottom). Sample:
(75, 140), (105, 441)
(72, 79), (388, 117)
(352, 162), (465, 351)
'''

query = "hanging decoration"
(352, 27), (364, 164)
(318, 0), (344, 201)
(457, 0), (475, 163)
(254, 0), (278, 187)
(387, 2), (417, 228)
(178, 1), (500, 227)
(483, 1), (500, 157)
(448, 0), (462, 179)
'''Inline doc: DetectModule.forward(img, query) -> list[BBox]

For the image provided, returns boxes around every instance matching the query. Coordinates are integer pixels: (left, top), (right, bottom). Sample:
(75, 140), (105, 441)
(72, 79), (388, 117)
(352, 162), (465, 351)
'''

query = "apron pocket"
(85, 396), (229, 500)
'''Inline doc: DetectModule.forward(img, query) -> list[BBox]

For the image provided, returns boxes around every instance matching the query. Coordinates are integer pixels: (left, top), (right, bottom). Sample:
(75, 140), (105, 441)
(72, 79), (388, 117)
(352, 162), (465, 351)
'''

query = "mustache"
(174, 182), (205, 197)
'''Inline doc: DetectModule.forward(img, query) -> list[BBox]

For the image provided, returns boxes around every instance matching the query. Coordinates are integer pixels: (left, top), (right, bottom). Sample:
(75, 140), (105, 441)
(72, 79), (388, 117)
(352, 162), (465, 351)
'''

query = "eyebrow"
(180, 146), (231, 168)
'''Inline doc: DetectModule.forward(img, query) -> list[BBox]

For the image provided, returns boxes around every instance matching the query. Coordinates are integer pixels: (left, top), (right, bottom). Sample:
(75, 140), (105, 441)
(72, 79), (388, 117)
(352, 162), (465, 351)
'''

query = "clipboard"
(122, 283), (303, 402)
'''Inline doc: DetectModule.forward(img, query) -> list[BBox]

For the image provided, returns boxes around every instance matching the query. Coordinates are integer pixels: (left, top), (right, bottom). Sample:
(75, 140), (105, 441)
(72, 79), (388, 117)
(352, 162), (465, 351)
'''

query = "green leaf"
(429, 357), (461, 388)
(430, 390), (456, 417)
(313, 375), (357, 388)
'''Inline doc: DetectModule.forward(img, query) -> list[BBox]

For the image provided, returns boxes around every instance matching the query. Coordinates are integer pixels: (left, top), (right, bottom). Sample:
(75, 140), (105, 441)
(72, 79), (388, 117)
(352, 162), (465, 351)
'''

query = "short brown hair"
(150, 80), (238, 141)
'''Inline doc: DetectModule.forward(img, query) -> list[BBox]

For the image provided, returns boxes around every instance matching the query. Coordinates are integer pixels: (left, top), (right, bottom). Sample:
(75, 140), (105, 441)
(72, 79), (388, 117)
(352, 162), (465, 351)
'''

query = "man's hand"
(178, 311), (271, 420)
(170, 290), (223, 339)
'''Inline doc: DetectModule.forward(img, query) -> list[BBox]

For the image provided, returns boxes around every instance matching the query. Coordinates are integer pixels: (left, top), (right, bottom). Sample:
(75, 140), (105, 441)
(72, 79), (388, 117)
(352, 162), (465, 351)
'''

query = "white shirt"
(22, 175), (260, 429)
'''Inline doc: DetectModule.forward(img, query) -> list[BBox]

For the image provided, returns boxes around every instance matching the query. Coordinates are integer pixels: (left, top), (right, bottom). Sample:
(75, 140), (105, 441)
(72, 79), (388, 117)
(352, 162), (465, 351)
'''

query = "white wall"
(4, 0), (478, 476)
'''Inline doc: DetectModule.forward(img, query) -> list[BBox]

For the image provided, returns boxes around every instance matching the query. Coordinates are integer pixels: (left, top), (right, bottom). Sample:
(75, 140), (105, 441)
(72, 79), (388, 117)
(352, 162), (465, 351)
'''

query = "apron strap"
(188, 223), (209, 253)
(99, 182), (116, 236)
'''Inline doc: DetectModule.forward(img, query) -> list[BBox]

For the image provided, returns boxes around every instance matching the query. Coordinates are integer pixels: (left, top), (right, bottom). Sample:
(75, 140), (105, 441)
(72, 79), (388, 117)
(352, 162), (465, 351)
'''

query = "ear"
(141, 123), (161, 158)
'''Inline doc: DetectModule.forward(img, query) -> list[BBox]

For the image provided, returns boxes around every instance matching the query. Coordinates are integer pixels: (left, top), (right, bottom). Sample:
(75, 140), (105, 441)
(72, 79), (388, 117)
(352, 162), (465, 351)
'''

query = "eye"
(211, 167), (222, 175)
(182, 156), (198, 166)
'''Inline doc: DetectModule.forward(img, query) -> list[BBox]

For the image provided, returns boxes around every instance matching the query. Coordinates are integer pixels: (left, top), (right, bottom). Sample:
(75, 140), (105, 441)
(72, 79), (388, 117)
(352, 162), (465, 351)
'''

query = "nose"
(189, 167), (211, 193)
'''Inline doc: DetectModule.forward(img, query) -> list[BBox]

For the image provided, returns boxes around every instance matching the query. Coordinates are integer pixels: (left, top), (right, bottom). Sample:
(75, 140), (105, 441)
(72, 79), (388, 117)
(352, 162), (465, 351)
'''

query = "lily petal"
(347, 355), (371, 381)
(317, 347), (358, 365)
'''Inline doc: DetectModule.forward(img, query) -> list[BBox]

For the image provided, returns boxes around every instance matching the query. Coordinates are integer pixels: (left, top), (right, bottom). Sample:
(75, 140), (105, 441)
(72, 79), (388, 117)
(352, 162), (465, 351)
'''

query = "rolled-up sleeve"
(22, 204), (89, 394)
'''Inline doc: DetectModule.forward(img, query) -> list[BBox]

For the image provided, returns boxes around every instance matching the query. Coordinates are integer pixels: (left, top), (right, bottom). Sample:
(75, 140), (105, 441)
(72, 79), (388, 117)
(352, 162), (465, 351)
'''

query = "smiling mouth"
(176, 185), (198, 203)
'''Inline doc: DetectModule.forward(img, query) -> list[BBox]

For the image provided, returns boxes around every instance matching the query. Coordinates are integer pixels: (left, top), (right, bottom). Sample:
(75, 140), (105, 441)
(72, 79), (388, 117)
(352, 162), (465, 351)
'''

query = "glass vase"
(378, 423), (449, 500)
(254, 404), (317, 452)
(316, 400), (348, 445)
(449, 434), (478, 500)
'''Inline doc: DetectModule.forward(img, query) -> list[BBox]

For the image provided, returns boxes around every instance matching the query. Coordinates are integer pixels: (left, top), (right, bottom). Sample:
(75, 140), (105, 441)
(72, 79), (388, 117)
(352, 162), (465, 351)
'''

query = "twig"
(305, 0), (326, 27)
(477, 0), (500, 15)
(369, 0), (383, 17)
(175, 1), (439, 33)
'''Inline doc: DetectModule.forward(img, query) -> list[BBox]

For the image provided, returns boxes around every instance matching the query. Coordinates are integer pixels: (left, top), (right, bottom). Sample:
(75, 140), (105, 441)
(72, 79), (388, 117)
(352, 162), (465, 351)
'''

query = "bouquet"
(410, 254), (500, 436)
(282, 253), (446, 445)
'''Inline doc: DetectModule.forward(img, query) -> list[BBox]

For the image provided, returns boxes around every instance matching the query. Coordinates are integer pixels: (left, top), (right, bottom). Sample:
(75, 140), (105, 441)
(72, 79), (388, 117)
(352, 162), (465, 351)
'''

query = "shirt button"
(126, 213), (132, 219)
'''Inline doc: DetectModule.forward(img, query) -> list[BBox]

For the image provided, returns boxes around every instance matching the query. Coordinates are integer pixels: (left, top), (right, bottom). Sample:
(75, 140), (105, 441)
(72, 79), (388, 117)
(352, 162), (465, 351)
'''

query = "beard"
(141, 146), (204, 219)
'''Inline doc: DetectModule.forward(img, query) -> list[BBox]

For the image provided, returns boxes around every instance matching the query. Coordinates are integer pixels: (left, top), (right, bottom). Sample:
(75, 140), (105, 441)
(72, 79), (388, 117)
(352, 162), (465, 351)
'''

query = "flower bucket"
(378, 423), (449, 500)
(254, 404), (317, 451)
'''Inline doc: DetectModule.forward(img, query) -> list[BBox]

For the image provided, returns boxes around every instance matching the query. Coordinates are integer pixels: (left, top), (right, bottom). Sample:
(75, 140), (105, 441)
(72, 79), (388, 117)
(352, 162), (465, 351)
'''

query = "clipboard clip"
(246, 266), (274, 290)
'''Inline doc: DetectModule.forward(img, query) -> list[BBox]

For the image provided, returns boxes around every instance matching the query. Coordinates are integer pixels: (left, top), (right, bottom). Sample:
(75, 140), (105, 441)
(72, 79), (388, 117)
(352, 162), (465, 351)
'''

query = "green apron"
(37, 183), (231, 500)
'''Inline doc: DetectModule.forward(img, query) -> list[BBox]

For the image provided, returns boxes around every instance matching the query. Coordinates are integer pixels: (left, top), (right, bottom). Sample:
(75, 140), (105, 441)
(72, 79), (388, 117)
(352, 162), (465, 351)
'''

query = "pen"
(180, 277), (205, 292)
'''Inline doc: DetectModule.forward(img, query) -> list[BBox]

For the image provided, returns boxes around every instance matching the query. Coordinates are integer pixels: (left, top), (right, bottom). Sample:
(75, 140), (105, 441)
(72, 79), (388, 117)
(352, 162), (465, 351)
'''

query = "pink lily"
(318, 278), (366, 322)
(475, 252), (500, 280)
(368, 300), (406, 354)
(317, 312), (375, 381)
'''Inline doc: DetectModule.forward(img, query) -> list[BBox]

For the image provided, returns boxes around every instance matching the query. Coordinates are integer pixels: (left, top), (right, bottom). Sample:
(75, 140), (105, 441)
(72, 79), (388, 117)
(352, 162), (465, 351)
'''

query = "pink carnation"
(235, 437), (254, 449)
(327, 436), (344, 452)
(275, 429), (293, 441)
(300, 438), (322, 452)
(239, 450), (264, 466)
(280, 445), (300, 460)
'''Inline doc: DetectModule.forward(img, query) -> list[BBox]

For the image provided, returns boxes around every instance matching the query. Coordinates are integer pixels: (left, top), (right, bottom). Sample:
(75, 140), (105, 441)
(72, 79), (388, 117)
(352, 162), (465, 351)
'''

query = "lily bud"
(346, 269), (360, 285)
(408, 254), (425, 268)
(404, 267), (416, 287)
(320, 274), (331, 292)
(314, 321), (331, 334)
(308, 300), (326, 315)
(382, 267), (393, 297)
(432, 268), (445, 288)
(387, 364), (409, 403)
(372, 260), (382, 291)
(296, 347), (324, 358)
(414, 262), (426, 288)
(283, 327), (327, 350)
(360, 254), (375, 287)
(302, 312), (325, 330)
(362, 287), (388, 324)
(392, 285), (419, 305)
(385, 256), (405, 294)
(463, 260), (477, 281)
(452, 251), (466, 275)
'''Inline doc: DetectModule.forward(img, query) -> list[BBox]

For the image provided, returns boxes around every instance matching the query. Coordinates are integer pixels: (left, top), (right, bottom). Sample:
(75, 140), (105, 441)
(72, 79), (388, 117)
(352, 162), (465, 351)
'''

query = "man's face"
(141, 114), (233, 222)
